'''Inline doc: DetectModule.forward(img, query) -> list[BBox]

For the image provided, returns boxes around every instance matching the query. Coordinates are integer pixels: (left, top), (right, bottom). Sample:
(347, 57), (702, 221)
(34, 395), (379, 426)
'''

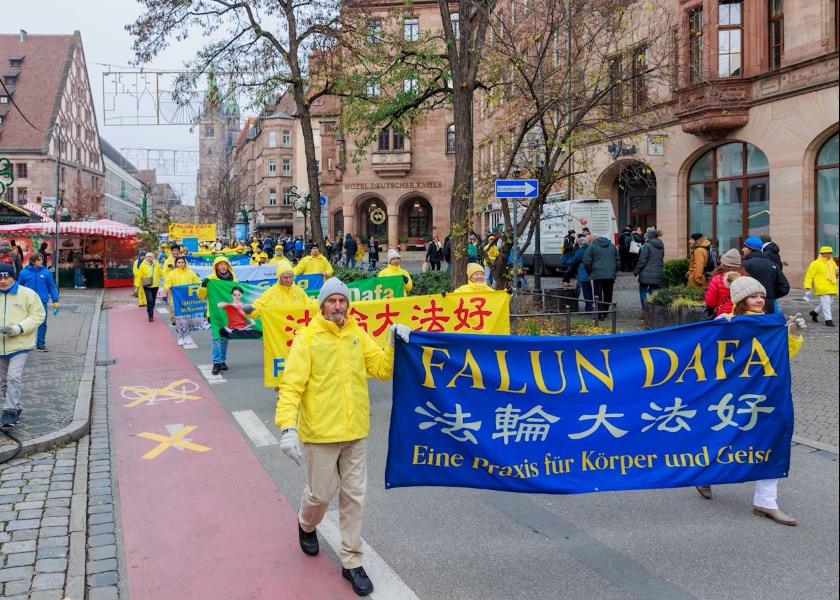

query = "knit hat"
(728, 274), (766, 305)
(318, 277), (351, 307)
(0, 263), (13, 275)
(819, 246), (834, 254)
(466, 263), (484, 279)
(644, 228), (658, 239)
(387, 248), (400, 261)
(743, 236), (763, 251)
(720, 248), (741, 267)
(690, 233), (704, 241)
(275, 259), (294, 277)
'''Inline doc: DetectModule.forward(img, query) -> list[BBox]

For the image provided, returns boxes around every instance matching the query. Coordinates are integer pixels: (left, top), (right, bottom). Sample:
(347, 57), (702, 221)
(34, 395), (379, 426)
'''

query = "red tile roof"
(0, 33), (76, 151)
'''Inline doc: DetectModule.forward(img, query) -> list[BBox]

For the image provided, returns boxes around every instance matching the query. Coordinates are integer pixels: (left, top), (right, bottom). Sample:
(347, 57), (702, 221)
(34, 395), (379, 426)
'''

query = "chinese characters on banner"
(260, 292), (512, 387)
(385, 314), (794, 495)
(169, 223), (217, 241)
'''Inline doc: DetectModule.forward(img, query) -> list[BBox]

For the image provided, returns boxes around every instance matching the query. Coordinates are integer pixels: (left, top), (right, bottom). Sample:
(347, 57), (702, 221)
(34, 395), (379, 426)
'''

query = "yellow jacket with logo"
(293, 254), (333, 276)
(275, 311), (394, 442)
(134, 260), (163, 288)
(250, 282), (314, 319)
(803, 256), (839, 296)
(1, 282), (46, 356)
(378, 264), (413, 293)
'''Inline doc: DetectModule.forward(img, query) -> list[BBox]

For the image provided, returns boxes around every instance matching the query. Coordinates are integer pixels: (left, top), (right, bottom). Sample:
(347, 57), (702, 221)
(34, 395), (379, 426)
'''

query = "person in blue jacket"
(16, 252), (59, 352)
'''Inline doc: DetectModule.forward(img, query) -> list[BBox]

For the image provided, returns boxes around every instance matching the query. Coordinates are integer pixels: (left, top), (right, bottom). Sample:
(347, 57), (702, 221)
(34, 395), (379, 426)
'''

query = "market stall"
(0, 219), (141, 288)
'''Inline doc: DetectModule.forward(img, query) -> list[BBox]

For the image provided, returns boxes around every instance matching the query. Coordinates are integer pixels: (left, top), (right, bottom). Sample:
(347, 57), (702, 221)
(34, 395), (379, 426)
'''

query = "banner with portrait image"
(260, 290), (511, 387)
(384, 314), (794, 494)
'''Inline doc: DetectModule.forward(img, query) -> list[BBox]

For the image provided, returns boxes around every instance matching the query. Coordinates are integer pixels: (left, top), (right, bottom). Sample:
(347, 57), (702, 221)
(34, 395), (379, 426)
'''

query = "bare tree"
(198, 163), (242, 237)
(64, 178), (104, 221)
(128, 0), (344, 245)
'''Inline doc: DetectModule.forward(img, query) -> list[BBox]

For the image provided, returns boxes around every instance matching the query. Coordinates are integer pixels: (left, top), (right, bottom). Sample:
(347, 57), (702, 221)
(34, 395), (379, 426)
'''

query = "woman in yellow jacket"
(803, 246), (838, 327)
(164, 256), (202, 346)
(242, 259), (314, 319)
(378, 249), (413, 293)
(696, 273), (805, 526)
(134, 252), (164, 322)
(353, 235), (364, 266)
(196, 256), (238, 374)
(454, 263), (496, 293)
(131, 249), (147, 307)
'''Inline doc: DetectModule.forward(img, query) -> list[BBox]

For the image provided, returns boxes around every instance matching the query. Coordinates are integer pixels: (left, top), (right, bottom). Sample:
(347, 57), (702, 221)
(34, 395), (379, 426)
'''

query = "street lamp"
(289, 186), (312, 245)
(235, 204), (256, 241)
(44, 201), (70, 281)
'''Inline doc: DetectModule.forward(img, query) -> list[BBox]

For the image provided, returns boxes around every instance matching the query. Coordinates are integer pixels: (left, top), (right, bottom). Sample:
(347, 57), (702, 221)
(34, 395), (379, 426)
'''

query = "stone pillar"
(388, 206), (399, 248)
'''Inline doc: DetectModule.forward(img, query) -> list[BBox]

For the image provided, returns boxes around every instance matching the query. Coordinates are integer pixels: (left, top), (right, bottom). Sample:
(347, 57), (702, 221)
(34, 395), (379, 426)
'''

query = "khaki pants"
(299, 438), (367, 568)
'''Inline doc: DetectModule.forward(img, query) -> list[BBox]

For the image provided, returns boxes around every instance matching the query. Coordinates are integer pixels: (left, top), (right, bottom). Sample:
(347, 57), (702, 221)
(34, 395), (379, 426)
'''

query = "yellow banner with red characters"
(260, 292), (511, 387)
(168, 223), (217, 241)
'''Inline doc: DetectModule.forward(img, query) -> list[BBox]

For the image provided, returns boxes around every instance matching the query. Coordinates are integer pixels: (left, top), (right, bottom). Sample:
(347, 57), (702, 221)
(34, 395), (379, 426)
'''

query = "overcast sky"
(7, 1), (214, 205)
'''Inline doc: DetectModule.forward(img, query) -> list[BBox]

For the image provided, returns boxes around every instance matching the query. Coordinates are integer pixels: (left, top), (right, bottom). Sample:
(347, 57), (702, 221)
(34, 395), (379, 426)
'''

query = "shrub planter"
(644, 303), (707, 328)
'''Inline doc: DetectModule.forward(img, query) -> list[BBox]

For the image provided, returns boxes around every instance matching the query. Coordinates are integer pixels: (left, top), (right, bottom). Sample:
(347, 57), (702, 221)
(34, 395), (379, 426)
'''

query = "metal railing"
(510, 288), (618, 336)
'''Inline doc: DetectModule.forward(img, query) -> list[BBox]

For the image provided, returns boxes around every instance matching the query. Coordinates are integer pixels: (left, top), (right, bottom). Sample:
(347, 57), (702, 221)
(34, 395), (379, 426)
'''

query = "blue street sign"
(319, 195), (327, 206)
(495, 179), (539, 198)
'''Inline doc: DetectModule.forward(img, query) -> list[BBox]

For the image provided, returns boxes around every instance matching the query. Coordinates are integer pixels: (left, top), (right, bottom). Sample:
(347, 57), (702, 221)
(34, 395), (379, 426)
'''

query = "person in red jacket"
(704, 248), (745, 317)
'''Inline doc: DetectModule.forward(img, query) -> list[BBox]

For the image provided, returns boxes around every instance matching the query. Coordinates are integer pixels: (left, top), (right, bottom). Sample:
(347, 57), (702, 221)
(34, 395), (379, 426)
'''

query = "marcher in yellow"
(275, 277), (410, 597)
(269, 245), (285, 263)
(378, 249), (412, 293)
(803, 246), (838, 327)
(162, 244), (183, 325)
(134, 252), (164, 322)
(132, 249), (147, 307)
(242, 259), (314, 318)
(454, 263), (496, 293)
(163, 256), (202, 346)
(196, 256), (238, 375)
(250, 250), (268, 265)
(293, 245), (333, 278)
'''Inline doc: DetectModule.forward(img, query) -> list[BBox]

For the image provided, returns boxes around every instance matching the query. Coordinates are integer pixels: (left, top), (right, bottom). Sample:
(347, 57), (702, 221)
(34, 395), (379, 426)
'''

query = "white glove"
(716, 313), (732, 322)
(390, 323), (411, 346)
(242, 303), (255, 314)
(0, 325), (10, 334)
(786, 313), (807, 336)
(279, 427), (303, 466)
(803, 290), (811, 302)
(4, 324), (21, 336)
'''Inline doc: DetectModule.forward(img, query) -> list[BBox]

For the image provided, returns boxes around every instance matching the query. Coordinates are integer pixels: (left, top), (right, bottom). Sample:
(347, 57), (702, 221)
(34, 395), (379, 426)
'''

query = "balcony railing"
(371, 151), (411, 177)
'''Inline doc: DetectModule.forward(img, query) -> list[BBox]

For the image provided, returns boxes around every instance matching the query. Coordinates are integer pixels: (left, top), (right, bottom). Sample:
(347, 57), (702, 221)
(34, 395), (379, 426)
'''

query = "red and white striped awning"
(22, 202), (55, 223)
(0, 219), (141, 238)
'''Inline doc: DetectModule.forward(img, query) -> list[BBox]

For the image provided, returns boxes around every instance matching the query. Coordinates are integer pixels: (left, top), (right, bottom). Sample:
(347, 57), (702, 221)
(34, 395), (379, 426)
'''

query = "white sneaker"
(184, 336), (194, 345)
(177, 338), (185, 346)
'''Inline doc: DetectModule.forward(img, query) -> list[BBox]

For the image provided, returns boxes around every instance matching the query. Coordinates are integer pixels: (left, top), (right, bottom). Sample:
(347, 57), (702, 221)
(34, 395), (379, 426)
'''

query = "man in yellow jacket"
(804, 246), (839, 327)
(1, 263), (46, 428)
(275, 278), (409, 597)
(134, 252), (164, 323)
(378, 248), (413, 294)
(293, 244), (333, 278)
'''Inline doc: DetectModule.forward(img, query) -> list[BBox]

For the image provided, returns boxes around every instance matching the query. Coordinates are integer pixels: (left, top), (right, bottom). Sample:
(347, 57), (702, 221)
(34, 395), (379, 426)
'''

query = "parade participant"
(250, 250), (268, 265)
(804, 246), (838, 327)
(163, 256), (202, 346)
(353, 235), (364, 266)
(293, 244), (333, 278)
(162, 244), (183, 325)
(687, 233), (711, 288)
(242, 259), (313, 318)
(704, 249), (744, 318)
(695, 273), (806, 526)
(378, 249), (412, 293)
(269, 245), (285, 263)
(134, 252), (163, 322)
(132, 249), (147, 307)
(16, 253), (59, 351)
(0, 263), (46, 428)
(196, 256), (238, 375)
(275, 277), (410, 597)
(453, 263), (495, 293)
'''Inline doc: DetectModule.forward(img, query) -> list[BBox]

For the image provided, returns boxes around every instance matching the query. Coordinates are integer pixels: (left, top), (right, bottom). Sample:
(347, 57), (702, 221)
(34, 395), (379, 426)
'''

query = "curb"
(0, 289), (103, 461)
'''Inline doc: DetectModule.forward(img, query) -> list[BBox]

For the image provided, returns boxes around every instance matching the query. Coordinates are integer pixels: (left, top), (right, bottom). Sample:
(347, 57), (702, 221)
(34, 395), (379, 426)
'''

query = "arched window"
(816, 133), (839, 255)
(446, 124), (455, 154)
(687, 141), (769, 253)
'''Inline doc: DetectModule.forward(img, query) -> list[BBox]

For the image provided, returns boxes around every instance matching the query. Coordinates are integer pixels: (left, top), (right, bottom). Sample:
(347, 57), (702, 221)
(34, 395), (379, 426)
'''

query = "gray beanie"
(644, 228), (658, 239)
(318, 277), (351, 307)
(728, 275), (766, 305)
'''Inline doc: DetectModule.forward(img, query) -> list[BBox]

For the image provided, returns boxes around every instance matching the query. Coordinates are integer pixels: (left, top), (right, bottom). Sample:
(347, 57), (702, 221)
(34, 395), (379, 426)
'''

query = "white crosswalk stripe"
(232, 410), (279, 447)
(197, 364), (226, 384)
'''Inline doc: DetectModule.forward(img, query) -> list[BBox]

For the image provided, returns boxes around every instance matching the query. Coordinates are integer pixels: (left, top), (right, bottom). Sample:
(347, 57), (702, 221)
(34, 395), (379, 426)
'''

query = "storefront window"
(816, 133), (839, 254)
(688, 141), (770, 253)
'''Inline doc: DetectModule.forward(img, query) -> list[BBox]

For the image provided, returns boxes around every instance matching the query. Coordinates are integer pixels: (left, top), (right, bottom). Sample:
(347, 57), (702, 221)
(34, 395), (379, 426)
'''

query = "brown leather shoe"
(696, 485), (712, 499)
(752, 505), (797, 526)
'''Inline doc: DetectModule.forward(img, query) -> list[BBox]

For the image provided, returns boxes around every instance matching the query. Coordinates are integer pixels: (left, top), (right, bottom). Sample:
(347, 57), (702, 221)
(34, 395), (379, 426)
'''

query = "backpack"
(704, 245), (720, 275)
(0, 251), (15, 275)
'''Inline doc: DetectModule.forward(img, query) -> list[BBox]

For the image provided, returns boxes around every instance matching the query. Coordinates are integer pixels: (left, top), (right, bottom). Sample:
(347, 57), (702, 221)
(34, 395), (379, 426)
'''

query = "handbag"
(422, 261), (430, 273)
(629, 239), (642, 254)
(141, 277), (153, 287)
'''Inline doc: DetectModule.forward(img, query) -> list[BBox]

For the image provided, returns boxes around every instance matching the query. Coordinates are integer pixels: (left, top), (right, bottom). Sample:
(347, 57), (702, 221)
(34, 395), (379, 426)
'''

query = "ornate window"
(816, 133), (839, 255)
(688, 142), (770, 253)
(688, 7), (703, 84)
(769, 0), (784, 69)
(718, 1), (743, 77)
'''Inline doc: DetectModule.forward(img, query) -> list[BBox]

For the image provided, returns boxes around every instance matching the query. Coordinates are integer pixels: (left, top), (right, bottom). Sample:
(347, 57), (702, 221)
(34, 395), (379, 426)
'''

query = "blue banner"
(386, 315), (794, 494)
(184, 254), (250, 267)
(170, 283), (207, 317)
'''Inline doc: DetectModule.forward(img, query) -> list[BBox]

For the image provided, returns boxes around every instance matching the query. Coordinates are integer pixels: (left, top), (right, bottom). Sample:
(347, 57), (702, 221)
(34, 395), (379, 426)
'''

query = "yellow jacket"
(454, 281), (496, 294)
(164, 265), (201, 308)
(379, 264), (413, 293)
(294, 254), (333, 276)
(250, 282), (314, 318)
(803, 256), (839, 296)
(1, 282), (46, 356)
(134, 260), (163, 288)
(195, 256), (237, 307)
(735, 311), (802, 357)
(275, 311), (394, 442)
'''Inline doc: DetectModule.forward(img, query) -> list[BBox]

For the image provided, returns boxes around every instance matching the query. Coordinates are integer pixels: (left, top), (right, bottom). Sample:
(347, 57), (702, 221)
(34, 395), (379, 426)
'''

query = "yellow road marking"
(137, 426), (211, 459)
(122, 378), (201, 407)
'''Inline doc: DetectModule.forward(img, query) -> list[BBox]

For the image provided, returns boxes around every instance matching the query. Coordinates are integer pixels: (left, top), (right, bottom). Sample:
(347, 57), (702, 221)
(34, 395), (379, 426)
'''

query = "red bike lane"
(107, 293), (353, 599)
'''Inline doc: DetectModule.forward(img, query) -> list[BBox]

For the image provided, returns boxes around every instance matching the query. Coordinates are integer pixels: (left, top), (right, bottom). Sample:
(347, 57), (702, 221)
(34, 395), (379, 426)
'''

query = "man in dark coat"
(583, 236), (620, 320)
(741, 236), (789, 313)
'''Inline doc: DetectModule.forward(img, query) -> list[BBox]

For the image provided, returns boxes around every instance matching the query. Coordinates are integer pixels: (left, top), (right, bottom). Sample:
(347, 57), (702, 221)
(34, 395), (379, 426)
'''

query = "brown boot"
(696, 485), (712, 499)
(752, 505), (797, 526)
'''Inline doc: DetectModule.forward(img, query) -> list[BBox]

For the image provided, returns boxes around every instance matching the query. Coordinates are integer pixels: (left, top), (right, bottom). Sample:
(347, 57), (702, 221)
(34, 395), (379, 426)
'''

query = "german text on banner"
(169, 223), (217, 241)
(261, 291), (511, 387)
(170, 283), (208, 317)
(384, 314), (793, 494)
(185, 254), (250, 268)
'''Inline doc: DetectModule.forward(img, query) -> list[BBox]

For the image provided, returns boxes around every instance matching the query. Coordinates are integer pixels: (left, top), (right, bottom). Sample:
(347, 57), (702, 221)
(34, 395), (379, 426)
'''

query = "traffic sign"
(319, 195), (327, 206)
(495, 179), (538, 198)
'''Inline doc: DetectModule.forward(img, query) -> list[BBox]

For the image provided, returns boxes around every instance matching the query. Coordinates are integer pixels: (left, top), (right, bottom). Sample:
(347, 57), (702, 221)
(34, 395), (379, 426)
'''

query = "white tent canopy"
(0, 219), (141, 239)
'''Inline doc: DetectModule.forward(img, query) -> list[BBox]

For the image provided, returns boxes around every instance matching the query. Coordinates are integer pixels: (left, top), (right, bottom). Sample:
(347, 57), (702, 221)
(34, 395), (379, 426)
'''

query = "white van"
(519, 197), (618, 274)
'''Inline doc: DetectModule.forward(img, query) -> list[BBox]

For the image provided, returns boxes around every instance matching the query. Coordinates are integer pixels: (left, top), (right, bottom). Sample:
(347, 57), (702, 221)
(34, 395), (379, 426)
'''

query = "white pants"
(815, 294), (835, 322)
(753, 478), (779, 509)
(0, 352), (29, 411)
